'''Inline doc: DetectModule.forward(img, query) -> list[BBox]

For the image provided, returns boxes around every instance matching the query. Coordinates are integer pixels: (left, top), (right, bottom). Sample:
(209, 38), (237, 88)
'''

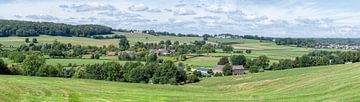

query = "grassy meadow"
(0, 62), (359, 101)
(0, 32), (201, 48)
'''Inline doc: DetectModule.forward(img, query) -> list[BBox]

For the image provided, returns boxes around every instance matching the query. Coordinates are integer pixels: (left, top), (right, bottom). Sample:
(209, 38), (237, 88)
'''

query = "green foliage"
(153, 60), (187, 84)
(119, 38), (130, 51)
(207, 69), (214, 75)
(249, 66), (260, 73)
(256, 55), (270, 69)
(222, 45), (234, 53)
(36, 65), (61, 77)
(222, 64), (233, 76)
(217, 57), (229, 65)
(245, 50), (252, 54)
(230, 55), (246, 65)
(22, 54), (46, 76)
(8, 52), (26, 63)
(0, 20), (112, 37)
(0, 59), (10, 74)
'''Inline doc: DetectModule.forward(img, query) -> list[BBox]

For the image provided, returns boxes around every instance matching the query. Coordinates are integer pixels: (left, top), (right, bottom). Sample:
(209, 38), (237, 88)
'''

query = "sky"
(0, 0), (360, 38)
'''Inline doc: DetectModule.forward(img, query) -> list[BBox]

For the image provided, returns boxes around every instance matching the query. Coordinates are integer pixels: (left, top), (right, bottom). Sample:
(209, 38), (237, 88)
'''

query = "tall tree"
(230, 55), (246, 65)
(22, 54), (46, 76)
(222, 64), (233, 76)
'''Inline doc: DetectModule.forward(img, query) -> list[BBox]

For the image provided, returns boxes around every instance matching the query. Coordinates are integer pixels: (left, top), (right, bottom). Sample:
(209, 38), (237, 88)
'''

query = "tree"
(119, 38), (130, 51)
(249, 66), (260, 73)
(271, 59), (293, 70)
(152, 60), (186, 84)
(32, 38), (38, 43)
(165, 40), (172, 46)
(245, 50), (252, 54)
(22, 54), (46, 76)
(8, 52), (26, 63)
(218, 57), (229, 65)
(188, 71), (200, 83)
(256, 55), (270, 70)
(0, 59), (10, 74)
(159, 40), (165, 45)
(25, 38), (30, 43)
(174, 41), (180, 45)
(207, 69), (214, 76)
(146, 53), (157, 62)
(222, 45), (234, 53)
(202, 44), (215, 55)
(222, 64), (233, 76)
(230, 55), (246, 65)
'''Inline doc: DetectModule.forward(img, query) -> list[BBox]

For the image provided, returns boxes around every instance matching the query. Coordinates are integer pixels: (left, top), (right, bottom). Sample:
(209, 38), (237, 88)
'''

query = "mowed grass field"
(182, 38), (347, 67)
(0, 62), (359, 101)
(0, 32), (201, 47)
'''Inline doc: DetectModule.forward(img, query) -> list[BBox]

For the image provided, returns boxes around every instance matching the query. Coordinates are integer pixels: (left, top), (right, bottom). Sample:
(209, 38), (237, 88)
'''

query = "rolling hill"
(0, 62), (359, 101)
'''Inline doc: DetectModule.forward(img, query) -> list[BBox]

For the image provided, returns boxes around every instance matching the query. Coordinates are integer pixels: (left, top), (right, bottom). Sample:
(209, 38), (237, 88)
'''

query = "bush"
(36, 65), (59, 77)
(218, 57), (229, 65)
(8, 52), (26, 63)
(22, 54), (46, 76)
(0, 59), (10, 74)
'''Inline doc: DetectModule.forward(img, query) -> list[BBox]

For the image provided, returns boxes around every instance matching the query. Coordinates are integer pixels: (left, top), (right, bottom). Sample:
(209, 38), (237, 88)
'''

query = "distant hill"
(0, 20), (112, 37)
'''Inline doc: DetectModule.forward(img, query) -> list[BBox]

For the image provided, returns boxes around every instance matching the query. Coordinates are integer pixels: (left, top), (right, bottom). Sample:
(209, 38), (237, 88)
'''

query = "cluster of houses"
(194, 65), (245, 76)
(315, 44), (360, 50)
(105, 48), (171, 56)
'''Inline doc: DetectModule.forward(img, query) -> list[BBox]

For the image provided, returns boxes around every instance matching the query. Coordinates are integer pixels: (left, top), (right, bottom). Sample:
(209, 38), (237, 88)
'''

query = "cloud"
(174, 8), (196, 16)
(99, 11), (142, 18)
(128, 4), (149, 11)
(164, 9), (173, 12)
(205, 5), (236, 13)
(147, 8), (162, 13)
(25, 15), (59, 21)
(13, 15), (22, 18)
(59, 3), (116, 12)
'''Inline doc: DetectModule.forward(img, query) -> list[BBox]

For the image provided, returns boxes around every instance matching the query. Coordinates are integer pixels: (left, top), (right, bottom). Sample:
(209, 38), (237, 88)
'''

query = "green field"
(0, 32), (201, 47)
(180, 38), (347, 67)
(1, 62), (359, 101)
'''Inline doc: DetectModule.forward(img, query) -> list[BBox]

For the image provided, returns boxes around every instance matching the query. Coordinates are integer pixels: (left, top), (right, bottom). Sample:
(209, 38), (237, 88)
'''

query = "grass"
(0, 32), (201, 47)
(0, 62), (359, 101)
(180, 38), (348, 67)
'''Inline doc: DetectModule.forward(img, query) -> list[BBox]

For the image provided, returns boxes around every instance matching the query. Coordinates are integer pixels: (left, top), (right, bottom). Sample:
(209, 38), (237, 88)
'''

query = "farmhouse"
(156, 49), (170, 56)
(212, 65), (245, 75)
(106, 51), (117, 56)
(194, 68), (210, 74)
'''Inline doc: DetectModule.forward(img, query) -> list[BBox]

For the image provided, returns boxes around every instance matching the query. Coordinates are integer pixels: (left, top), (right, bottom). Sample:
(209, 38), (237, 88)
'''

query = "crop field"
(0, 62), (359, 101)
(0, 32), (201, 47)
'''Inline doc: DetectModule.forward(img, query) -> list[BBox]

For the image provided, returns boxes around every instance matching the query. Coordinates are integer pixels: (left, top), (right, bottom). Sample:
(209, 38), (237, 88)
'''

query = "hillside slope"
(1, 63), (359, 101)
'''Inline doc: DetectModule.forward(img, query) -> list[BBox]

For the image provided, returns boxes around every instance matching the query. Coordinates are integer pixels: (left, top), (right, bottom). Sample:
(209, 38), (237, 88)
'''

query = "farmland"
(0, 32), (201, 47)
(0, 62), (359, 101)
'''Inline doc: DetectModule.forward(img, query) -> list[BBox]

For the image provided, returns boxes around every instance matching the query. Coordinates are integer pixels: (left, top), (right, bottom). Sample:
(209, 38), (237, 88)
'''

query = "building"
(194, 68), (210, 74)
(212, 65), (245, 75)
(106, 51), (117, 56)
(156, 49), (170, 56)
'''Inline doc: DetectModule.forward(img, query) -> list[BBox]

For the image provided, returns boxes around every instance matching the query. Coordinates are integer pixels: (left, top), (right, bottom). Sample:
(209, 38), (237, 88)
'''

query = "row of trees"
(275, 38), (317, 48)
(271, 50), (360, 70)
(0, 20), (112, 37)
(2, 54), (199, 85)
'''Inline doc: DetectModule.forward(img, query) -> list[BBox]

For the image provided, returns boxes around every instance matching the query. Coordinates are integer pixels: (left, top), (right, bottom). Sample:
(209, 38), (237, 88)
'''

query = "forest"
(0, 20), (112, 37)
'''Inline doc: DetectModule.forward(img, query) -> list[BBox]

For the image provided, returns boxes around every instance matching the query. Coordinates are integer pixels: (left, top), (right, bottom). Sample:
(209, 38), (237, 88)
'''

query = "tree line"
(0, 20), (112, 37)
(0, 54), (199, 85)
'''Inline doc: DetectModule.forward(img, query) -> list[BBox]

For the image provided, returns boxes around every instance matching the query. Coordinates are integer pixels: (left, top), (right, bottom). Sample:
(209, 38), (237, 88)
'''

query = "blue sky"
(0, 0), (359, 38)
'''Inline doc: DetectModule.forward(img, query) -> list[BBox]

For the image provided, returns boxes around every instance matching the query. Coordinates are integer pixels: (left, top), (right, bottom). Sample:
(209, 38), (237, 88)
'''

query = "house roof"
(195, 68), (210, 72)
(212, 65), (245, 71)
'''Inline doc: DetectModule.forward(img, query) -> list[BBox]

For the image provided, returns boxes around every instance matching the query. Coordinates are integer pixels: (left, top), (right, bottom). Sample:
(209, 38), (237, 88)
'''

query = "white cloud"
(60, 3), (117, 12)
(128, 4), (149, 11)
(174, 8), (196, 16)
(0, 0), (360, 37)
(25, 15), (60, 21)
